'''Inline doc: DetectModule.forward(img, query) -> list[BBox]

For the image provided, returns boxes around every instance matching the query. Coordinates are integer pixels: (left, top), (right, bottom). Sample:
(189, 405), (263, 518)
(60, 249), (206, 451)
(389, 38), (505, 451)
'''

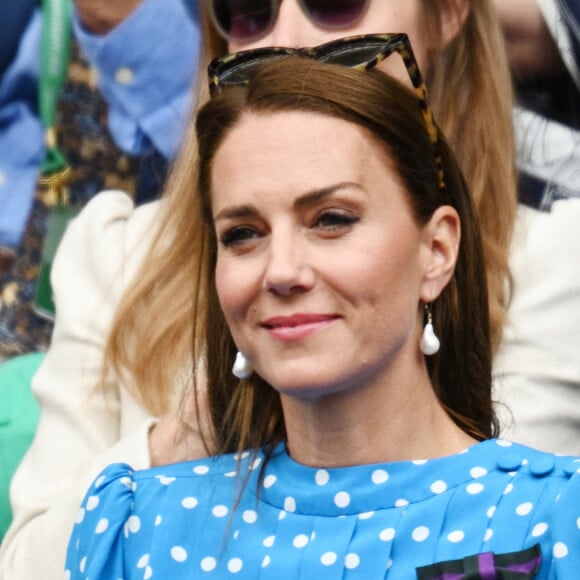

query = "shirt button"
(115, 67), (134, 85)
(529, 457), (555, 477)
(496, 452), (523, 472)
(563, 459), (580, 477)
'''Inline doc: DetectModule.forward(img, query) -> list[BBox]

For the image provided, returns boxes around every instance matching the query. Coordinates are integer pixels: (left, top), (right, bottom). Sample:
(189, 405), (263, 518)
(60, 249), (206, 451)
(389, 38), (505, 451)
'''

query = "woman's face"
(223, 0), (432, 73)
(212, 111), (437, 399)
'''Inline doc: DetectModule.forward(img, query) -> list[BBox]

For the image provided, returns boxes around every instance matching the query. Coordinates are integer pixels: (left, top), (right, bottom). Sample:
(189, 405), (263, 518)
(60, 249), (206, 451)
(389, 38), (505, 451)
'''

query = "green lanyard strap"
(39, 0), (72, 203)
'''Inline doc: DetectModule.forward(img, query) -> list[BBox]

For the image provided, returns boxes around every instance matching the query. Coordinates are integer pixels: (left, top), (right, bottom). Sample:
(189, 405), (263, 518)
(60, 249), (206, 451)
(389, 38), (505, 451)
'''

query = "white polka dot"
(127, 515), (141, 533)
(157, 476), (176, 485)
(279, 511), (287, 520)
(345, 553), (360, 569)
(293, 534), (309, 548)
(228, 558), (243, 573)
(284, 497), (296, 512)
(115, 67), (134, 85)
(395, 499), (409, 507)
(503, 483), (514, 495)
(262, 555), (270, 567)
(182, 497), (198, 509)
(372, 469), (389, 484)
(251, 458), (262, 470)
(120, 476), (133, 488)
(334, 491), (350, 508)
(359, 511), (374, 520)
(554, 543), (569, 559)
(576, 518), (580, 530)
(155, 515), (162, 526)
(448, 530), (464, 543)
(171, 546), (188, 562)
(79, 557), (87, 573)
(200, 557), (217, 572)
(263, 475), (277, 488)
(412, 526), (430, 542)
(63, 571), (71, 580)
(413, 459), (428, 465)
(311, 531), (316, 541)
(484, 528), (493, 542)
(316, 470), (330, 486)
(471, 467), (488, 479)
(487, 506), (496, 517)
(263, 535), (276, 548)
(321, 552), (337, 566)
(86, 496), (100, 511)
(243, 510), (258, 524)
(467, 483), (484, 495)
(532, 523), (548, 537)
(75, 508), (85, 524)
(233, 530), (240, 540)
(144, 566), (153, 579)
(516, 502), (533, 516)
(496, 439), (513, 447)
(431, 480), (447, 494)
(193, 465), (210, 475)
(137, 554), (150, 569)
(225, 471), (237, 478)
(94, 475), (106, 489)
(387, 559), (393, 569)
(95, 518), (109, 534)
(380, 528), (396, 542)
(213, 505), (229, 517)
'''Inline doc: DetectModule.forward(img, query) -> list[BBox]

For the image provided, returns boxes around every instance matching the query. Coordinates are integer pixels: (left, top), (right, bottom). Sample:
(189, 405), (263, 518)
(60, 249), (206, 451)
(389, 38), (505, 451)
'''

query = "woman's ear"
(439, 0), (470, 46)
(419, 205), (460, 303)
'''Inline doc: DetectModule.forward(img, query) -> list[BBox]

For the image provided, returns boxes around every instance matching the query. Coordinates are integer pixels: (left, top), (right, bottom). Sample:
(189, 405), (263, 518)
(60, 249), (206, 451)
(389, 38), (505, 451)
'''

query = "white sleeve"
(0, 192), (161, 580)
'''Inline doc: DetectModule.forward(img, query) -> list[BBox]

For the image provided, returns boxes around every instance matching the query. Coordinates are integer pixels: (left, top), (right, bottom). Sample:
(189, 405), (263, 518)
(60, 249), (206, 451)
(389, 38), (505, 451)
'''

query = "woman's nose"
(262, 0), (330, 48)
(263, 233), (315, 296)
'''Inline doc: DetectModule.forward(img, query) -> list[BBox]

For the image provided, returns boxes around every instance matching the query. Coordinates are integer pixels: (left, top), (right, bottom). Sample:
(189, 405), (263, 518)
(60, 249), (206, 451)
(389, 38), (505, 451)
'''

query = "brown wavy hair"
(105, 0), (512, 432)
(110, 59), (495, 455)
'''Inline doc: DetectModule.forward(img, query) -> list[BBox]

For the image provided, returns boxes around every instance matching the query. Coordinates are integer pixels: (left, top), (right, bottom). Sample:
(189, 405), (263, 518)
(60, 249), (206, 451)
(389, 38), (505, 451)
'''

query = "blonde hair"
(105, 0), (515, 419)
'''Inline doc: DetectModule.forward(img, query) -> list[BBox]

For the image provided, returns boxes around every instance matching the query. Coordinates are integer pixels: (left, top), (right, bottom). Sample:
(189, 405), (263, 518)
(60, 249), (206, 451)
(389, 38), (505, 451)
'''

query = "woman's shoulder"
(66, 191), (162, 253)
(51, 192), (163, 297)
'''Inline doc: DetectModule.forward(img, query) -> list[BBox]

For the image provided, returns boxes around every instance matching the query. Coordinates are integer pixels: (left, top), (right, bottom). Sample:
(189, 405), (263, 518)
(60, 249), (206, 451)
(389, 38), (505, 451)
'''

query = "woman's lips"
(261, 314), (339, 341)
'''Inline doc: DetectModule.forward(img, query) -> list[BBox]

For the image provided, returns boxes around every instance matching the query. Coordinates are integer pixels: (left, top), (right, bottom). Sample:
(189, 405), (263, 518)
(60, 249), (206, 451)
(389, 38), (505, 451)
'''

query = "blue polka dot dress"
(65, 439), (580, 579)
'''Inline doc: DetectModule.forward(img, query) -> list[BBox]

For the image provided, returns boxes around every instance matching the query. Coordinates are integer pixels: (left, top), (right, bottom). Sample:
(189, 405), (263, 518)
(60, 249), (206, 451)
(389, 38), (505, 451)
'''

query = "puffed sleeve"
(0, 192), (161, 580)
(64, 464), (135, 579)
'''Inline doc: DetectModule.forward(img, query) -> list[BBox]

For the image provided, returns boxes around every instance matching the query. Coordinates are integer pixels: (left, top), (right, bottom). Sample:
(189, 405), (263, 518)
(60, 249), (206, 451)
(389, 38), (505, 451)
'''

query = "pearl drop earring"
(232, 351), (253, 379)
(420, 304), (440, 356)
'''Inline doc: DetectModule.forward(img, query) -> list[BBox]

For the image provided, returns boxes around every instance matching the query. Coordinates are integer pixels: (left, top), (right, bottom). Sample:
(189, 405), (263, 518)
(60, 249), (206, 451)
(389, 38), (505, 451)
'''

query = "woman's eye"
(219, 226), (261, 247)
(314, 211), (359, 230)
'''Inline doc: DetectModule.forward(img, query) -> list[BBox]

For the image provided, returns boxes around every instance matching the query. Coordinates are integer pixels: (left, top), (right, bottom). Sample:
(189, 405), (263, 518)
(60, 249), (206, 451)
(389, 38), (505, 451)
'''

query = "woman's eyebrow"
(214, 182), (363, 222)
(294, 182), (363, 209)
(214, 204), (258, 222)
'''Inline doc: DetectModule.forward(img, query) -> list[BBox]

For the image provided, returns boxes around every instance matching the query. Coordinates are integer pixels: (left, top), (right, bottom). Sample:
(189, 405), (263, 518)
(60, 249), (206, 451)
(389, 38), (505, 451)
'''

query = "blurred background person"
(491, 0), (580, 454)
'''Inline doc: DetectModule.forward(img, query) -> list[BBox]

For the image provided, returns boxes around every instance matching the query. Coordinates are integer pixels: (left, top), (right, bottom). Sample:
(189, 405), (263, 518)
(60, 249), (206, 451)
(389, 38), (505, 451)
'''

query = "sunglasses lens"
(212, 0), (275, 42)
(304, 0), (369, 29)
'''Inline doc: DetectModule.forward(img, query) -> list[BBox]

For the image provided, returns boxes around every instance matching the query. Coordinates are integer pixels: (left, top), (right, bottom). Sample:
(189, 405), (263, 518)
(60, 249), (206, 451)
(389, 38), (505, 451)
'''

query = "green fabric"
(0, 353), (44, 540)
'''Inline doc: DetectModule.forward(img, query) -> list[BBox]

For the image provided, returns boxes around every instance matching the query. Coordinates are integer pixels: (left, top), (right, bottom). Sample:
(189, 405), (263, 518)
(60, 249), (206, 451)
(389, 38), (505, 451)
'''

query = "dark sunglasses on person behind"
(208, 33), (446, 192)
(209, 0), (371, 43)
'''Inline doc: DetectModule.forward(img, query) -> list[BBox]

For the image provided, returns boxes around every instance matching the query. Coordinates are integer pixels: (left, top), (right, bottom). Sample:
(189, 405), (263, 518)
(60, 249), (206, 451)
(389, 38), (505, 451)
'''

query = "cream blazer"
(0, 192), (163, 579)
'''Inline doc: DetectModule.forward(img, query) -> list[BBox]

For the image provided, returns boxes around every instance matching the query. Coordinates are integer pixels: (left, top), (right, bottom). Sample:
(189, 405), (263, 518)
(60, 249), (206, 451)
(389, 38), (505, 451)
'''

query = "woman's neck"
(281, 373), (476, 468)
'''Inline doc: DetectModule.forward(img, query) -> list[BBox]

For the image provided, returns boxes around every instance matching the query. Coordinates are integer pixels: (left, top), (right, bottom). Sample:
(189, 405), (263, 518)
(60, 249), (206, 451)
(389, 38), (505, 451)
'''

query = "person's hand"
(149, 411), (211, 467)
(491, 0), (564, 77)
(74, 0), (143, 35)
